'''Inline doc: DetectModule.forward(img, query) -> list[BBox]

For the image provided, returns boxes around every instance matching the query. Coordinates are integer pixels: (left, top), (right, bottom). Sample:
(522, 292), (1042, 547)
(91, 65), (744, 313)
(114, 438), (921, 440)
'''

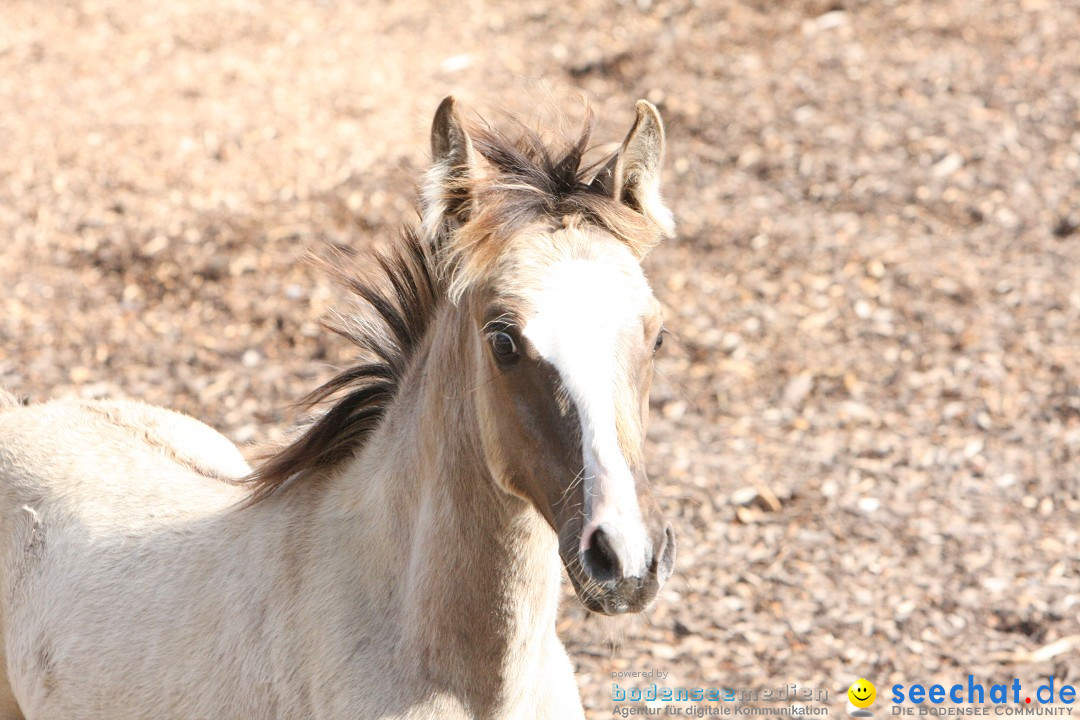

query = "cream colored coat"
(0, 389), (582, 719)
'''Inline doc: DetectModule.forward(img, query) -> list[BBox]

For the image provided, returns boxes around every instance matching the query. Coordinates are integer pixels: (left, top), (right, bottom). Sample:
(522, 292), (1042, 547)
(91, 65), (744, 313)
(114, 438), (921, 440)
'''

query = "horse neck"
(314, 301), (565, 711)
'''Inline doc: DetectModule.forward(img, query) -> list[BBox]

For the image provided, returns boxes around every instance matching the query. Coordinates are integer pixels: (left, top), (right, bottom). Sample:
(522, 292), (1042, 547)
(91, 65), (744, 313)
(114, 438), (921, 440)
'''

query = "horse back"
(0, 397), (249, 498)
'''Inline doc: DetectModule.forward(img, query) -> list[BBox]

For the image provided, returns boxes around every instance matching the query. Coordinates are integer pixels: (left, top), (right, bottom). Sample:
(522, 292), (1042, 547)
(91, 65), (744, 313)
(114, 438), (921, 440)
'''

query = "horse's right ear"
(590, 100), (675, 240)
(422, 96), (477, 244)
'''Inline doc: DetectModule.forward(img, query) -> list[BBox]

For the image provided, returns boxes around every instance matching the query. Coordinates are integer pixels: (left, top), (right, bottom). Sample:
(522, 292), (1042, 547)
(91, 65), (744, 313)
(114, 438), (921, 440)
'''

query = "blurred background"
(1, 0), (1078, 715)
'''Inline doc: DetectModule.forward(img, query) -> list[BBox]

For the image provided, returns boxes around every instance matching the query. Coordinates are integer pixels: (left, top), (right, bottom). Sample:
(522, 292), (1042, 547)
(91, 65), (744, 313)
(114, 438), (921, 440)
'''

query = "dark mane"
(242, 106), (662, 503)
(241, 230), (438, 503)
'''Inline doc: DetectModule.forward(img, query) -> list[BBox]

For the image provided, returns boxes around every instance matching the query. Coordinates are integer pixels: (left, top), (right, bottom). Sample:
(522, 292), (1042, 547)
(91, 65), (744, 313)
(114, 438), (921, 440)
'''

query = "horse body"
(0, 338), (579, 719)
(0, 96), (677, 719)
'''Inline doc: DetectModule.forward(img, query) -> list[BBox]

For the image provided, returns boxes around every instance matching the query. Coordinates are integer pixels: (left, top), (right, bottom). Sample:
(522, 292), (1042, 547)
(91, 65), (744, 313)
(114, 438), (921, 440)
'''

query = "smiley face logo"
(848, 678), (876, 708)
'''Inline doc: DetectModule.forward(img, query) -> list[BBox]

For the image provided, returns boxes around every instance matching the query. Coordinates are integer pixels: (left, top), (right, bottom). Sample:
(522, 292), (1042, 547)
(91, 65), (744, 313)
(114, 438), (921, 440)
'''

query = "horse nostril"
(582, 524), (624, 583)
(655, 523), (676, 585)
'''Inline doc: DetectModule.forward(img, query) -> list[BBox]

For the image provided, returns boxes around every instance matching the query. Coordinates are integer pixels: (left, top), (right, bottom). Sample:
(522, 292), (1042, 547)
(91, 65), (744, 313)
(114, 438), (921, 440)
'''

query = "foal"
(0, 97), (677, 719)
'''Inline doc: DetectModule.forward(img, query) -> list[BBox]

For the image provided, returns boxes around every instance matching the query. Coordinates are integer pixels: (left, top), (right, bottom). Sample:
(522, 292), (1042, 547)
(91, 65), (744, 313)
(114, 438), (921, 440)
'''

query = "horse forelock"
(435, 111), (665, 303)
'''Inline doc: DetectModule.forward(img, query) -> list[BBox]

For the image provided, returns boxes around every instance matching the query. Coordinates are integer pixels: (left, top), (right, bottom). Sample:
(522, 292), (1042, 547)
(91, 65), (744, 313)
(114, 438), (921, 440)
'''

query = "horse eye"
(490, 331), (520, 364)
(653, 328), (666, 354)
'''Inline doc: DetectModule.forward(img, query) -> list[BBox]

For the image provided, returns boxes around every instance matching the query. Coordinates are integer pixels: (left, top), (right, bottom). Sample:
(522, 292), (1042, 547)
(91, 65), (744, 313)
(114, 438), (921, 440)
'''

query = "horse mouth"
(567, 568), (660, 616)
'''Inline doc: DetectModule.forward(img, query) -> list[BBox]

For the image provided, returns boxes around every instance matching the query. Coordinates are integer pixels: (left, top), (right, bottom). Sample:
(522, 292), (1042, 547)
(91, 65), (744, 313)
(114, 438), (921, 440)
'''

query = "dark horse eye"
(653, 328), (666, 354)
(490, 331), (520, 364)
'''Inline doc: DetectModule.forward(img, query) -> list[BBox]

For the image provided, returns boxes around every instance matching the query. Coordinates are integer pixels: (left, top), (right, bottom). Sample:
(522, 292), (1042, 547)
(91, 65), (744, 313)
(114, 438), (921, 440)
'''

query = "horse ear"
(422, 96), (477, 244)
(591, 100), (675, 238)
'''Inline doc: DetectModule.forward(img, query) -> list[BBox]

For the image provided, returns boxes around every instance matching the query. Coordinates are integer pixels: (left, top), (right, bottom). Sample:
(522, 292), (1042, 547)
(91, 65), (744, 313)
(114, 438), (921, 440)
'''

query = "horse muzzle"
(571, 521), (675, 615)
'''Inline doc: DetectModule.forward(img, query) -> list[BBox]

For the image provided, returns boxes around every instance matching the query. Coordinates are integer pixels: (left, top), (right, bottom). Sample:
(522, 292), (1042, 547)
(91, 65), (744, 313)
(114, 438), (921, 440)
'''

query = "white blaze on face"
(522, 253), (653, 578)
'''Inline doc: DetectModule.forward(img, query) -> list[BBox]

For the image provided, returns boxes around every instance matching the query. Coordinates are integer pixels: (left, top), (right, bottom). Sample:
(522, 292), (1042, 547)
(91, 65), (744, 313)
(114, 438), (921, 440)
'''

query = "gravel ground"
(1, 0), (1078, 716)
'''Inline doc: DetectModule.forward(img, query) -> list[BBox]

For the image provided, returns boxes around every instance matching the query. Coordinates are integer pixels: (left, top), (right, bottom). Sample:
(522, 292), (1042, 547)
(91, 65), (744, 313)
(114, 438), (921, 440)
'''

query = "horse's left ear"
(591, 100), (675, 239)
(422, 96), (477, 245)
